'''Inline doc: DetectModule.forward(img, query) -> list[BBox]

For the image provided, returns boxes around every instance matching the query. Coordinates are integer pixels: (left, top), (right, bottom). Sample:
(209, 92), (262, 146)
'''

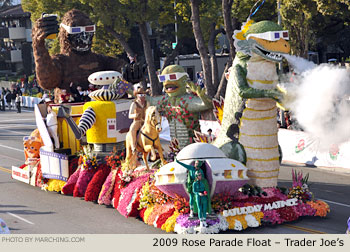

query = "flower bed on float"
(19, 147), (328, 234)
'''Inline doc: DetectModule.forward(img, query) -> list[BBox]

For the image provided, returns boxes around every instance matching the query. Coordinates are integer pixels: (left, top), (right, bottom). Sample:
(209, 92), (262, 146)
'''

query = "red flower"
(189, 96), (192, 100)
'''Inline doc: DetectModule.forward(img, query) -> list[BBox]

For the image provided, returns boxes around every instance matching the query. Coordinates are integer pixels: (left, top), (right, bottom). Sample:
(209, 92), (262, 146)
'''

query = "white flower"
(233, 220), (243, 231)
(245, 214), (259, 227)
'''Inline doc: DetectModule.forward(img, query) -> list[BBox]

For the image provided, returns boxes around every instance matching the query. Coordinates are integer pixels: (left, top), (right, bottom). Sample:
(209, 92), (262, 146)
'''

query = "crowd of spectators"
(277, 108), (302, 131)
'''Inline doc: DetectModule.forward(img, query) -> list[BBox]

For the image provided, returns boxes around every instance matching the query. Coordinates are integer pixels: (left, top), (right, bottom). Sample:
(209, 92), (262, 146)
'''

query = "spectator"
(24, 74), (28, 84)
(196, 71), (204, 89)
(284, 111), (292, 129)
(59, 89), (72, 103)
(0, 87), (5, 111)
(207, 128), (215, 143)
(20, 82), (25, 95)
(87, 83), (96, 93)
(75, 86), (87, 102)
(10, 89), (16, 109)
(15, 93), (22, 113)
(5, 88), (11, 110)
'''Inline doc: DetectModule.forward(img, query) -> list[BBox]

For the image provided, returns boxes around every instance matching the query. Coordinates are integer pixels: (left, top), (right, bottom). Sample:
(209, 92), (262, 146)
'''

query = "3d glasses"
(246, 30), (289, 41)
(157, 72), (189, 82)
(60, 23), (96, 34)
(23, 136), (36, 141)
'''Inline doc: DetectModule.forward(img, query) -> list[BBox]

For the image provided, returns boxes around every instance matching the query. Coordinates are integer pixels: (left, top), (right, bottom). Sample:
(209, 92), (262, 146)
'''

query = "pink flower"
(189, 96), (192, 100)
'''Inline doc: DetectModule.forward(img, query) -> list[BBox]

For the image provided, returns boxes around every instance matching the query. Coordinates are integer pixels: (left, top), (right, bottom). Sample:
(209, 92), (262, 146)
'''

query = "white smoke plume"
(281, 54), (350, 149)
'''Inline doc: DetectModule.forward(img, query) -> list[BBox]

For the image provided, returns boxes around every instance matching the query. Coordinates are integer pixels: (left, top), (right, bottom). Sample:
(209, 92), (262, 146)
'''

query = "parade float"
(10, 5), (330, 234)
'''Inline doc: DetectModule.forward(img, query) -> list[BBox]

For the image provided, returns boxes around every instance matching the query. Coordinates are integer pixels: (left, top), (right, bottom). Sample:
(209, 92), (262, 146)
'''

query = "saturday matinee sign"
(222, 198), (299, 217)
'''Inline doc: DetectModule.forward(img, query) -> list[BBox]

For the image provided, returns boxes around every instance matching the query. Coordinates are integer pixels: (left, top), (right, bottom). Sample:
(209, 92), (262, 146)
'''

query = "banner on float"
(11, 166), (30, 184)
(40, 150), (69, 181)
(278, 129), (350, 169)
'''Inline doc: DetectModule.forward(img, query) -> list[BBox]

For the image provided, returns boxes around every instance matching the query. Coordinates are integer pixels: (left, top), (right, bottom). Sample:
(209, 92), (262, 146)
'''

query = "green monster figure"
(213, 20), (290, 188)
(148, 65), (212, 149)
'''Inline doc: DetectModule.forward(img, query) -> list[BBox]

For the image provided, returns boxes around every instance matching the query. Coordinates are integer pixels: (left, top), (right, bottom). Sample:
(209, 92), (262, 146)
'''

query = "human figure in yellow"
(128, 87), (149, 153)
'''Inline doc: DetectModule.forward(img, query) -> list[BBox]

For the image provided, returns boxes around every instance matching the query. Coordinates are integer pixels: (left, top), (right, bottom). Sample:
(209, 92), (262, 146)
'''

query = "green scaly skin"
(213, 21), (287, 165)
(147, 65), (212, 148)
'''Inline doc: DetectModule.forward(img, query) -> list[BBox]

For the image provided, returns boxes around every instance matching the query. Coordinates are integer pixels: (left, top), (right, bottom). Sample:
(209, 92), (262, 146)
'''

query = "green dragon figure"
(213, 20), (290, 187)
(148, 65), (212, 149)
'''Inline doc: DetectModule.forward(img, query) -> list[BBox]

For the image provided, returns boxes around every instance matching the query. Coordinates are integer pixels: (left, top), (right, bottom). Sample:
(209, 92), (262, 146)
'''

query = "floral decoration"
(161, 211), (180, 233)
(211, 193), (235, 212)
(79, 145), (101, 171)
(157, 95), (200, 139)
(139, 179), (171, 210)
(85, 164), (111, 202)
(173, 195), (190, 214)
(307, 200), (330, 217)
(98, 169), (118, 205)
(155, 208), (175, 229)
(288, 170), (313, 202)
(105, 149), (125, 170)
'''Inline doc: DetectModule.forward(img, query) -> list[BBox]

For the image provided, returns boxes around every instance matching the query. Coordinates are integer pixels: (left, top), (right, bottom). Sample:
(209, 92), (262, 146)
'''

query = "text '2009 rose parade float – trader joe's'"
(10, 7), (330, 234)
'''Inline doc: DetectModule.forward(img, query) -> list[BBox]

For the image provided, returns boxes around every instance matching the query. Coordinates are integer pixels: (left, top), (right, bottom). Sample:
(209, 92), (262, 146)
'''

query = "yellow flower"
(143, 205), (154, 223)
(161, 211), (180, 233)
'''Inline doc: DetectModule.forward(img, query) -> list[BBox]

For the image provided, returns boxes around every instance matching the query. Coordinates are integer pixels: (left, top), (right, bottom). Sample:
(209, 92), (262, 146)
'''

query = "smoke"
(283, 54), (316, 74)
(281, 55), (350, 149)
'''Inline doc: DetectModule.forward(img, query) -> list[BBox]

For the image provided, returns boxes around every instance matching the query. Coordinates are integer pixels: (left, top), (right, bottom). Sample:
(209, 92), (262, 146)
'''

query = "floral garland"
(161, 211), (180, 233)
(116, 173), (150, 218)
(138, 178), (172, 210)
(105, 149), (125, 170)
(307, 200), (330, 217)
(211, 193), (236, 212)
(143, 205), (155, 223)
(155, 208), (175, 229)
(157, 95), (200, 139)
(62, 165), (82, 195)
(173, 195), (190, 214)
(85, 164), (111, 202)
(98, 169), (118, 205)
(146, 203), (173, 226)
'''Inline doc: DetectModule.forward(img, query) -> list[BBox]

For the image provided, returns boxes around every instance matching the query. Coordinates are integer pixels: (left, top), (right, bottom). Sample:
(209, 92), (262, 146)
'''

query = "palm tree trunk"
(105, 26), (135, 58)
(139, 22), (162, 96)
(190, 0), (215, 98)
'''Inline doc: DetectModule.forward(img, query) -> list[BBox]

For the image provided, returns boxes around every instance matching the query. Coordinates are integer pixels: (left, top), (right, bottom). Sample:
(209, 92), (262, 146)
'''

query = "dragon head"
(159, 65), (188, 97)
(234, 20), (290, 62)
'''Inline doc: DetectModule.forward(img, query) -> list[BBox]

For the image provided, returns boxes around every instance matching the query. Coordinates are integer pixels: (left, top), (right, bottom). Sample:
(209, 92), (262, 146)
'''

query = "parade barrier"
(278, 129), (350, 170)
(21, 96), (41, 108)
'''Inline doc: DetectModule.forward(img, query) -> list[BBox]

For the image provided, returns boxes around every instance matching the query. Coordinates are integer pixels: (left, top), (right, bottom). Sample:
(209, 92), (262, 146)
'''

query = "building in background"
(0, 4), (33, 76)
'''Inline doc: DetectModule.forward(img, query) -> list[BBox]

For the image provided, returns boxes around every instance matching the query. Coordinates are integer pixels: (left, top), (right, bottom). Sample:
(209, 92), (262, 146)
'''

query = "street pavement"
(0, 108), (349, 234)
